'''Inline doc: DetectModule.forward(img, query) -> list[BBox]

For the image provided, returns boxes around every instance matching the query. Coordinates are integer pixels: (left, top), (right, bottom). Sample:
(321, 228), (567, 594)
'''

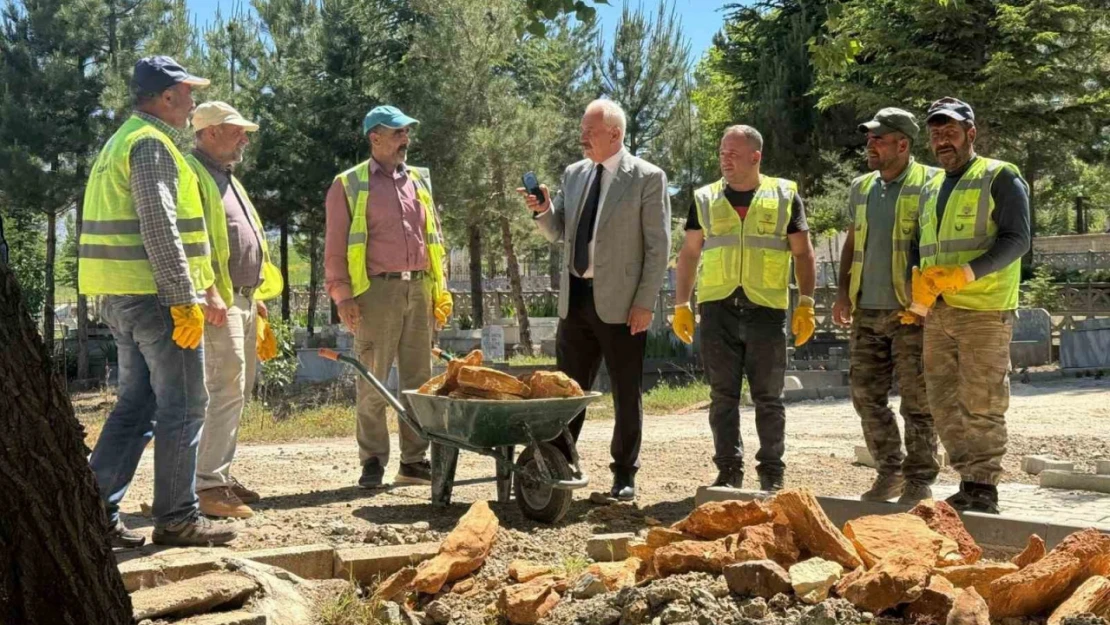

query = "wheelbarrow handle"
(431, 347), (455, 363)
(315, 348), (425, 437)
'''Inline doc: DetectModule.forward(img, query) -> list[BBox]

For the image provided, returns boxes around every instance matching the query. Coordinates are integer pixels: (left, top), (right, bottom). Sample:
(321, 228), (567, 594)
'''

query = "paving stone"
(1041, 471), (1110, 494)
(587, 533), (637, 562)
(174, 611), (266, 625)
(238, 543), (335, 579)
(1097, 460), (1110, 476)
(1022, 455), (1076, 476)
(131, 572), (258, 620)
(118, 552), (222, 592)
(334, 543), (439, 584)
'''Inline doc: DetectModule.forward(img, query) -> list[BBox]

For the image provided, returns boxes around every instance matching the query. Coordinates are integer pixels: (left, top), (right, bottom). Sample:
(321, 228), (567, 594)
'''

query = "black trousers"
(552, 276), (647, 477)
(700, 289), (787, 476)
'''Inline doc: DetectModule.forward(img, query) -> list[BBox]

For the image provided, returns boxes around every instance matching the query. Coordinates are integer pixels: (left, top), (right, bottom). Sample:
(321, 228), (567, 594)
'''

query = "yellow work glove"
(433, 291), (453, 329)
(170, 303), (204, 350)
(908, 266), (940, 317)
(923, 264), (973, 294)
(792, 296), (816, 347)
(256, 316), (278, 362)
(898, 310), (923, 326)
(672, 303), (695, 345)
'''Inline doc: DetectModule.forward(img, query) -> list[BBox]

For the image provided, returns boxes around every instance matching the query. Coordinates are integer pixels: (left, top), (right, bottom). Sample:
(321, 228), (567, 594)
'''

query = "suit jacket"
(535, 151), (671, 324)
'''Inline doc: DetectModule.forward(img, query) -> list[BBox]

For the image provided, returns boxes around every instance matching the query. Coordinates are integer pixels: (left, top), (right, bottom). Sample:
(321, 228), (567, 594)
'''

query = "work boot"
(198, 486), (254, 519)
(758, 471), (784, 493)
(711, 466), (744, 489)
(228, 476), (260, 504)
(395, 460), (432, 486)
(944, 481), (973, 509)
(109, 519), (146, 549)
(153, 515), (237, 547)
(897, 481), (934, 505)
(962, 482), (1000, 515)
(611, 472), (636, 502)
(861, 473), (905, 502)
(359, 458), (386, 489)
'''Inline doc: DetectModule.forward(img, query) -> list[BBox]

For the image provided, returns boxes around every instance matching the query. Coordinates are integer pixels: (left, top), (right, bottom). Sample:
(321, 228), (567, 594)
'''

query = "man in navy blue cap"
(324, 105), (451, 489)
(908, 97), (1031, 514)
(81, 55), (238, 547)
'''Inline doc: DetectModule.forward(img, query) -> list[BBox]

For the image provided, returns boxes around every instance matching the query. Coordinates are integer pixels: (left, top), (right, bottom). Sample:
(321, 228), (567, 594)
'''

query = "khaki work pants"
(923, 301), (1013, 486)
(355, 278), (432, 467)
(197, 292), (258, 491)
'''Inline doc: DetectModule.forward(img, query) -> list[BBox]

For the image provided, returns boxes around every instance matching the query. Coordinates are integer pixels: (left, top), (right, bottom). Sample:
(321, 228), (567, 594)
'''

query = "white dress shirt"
(578, 148), (625, 279)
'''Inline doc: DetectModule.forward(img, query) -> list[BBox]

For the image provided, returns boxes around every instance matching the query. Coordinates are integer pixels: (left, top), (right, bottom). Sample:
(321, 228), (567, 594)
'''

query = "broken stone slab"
(569, 573), (606, 599)
(834, 550), (930, 613)
(235, 544), (335, 580)
(1042, 470), (1110, 494)
(412, 500), (499, 595)
(173, 611), (266, 625)
(1022, 455), (1076, 475)
(720, 521), (800, 568)
(935, 561), (1019, 601)
(333, 543), (439, 584)
(1049, 576), (1110, 625)
(772, 488), (863, 570)
(671, 499), (773, 540)
(220, 557), (316, 625)
(1012, 534), (1047, 569)
(788, 557), (843, 604)
(723, 559), (792, 599)
(586, 533), (636, 562)
(908, 500), (983, 565)
(989, 528), (1110, 618)
(131, 572), (259, 621)
(843, 513), (961, 568)
(499, 579), (561, 625)
(508, 561), (554, 583)
(653, 540), (728, 577)
(371, 566), (417, 603)
(119, 551), (224, 592)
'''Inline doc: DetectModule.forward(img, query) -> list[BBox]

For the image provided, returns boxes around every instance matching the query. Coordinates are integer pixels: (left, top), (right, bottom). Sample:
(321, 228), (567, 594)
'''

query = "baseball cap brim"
(859, 120), (895, 135)
(379, 114), (419, 129)
(926, 110), (968, 123)
(224, 117), (260, 131)
(181, 75), (211, 87)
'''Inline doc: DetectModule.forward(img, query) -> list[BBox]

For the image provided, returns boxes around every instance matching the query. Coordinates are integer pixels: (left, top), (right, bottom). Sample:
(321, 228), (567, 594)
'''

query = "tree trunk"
(500, 217), (533, 355)
(0, 259), (132, 624)
(468, 223), (484, 328)
(306, 230), (318, 338)
(280, 220), (290, 321)
(43, 209), (57, 358)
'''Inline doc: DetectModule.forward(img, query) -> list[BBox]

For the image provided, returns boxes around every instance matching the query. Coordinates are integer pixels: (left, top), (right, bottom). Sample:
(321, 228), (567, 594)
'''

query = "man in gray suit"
(520, 99), (671, 501)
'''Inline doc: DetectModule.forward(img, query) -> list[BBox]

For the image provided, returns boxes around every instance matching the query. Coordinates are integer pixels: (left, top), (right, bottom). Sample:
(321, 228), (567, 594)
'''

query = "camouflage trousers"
(849, 309), (938, 483)
(923, 301), (1013, 486)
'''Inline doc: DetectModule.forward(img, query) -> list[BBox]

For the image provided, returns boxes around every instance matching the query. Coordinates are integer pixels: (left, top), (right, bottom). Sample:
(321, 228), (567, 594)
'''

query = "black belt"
(233, 285), (256, 297)
(372, 270), (426, 281)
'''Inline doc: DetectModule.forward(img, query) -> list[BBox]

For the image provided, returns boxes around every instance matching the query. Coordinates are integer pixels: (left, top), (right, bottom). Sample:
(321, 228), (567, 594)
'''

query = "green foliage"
(805, 151), (858, 235)
(257, 317), (300, 400)
(526, 296), (558, 317)
(1023, 264), (1062, 310)
(1, 209), (46, 313)
(644, 328), (690, 359)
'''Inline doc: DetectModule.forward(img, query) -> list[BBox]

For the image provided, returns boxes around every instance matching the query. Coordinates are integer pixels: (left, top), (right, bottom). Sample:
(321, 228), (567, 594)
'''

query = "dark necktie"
(573, 163), (605, 276)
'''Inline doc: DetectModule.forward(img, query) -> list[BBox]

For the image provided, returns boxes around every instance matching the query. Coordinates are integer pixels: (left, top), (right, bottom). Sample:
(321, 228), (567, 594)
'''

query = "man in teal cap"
(324, 105), (452, 489)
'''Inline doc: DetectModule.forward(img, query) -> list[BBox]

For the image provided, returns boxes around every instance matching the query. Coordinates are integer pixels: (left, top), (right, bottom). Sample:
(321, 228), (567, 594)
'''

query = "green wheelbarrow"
(318, 349), (601, 524)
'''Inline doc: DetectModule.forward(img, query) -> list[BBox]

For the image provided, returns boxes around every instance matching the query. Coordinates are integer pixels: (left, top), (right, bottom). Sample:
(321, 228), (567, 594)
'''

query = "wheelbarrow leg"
(430, 442), (459, 507)
(495, 446), (514, 504)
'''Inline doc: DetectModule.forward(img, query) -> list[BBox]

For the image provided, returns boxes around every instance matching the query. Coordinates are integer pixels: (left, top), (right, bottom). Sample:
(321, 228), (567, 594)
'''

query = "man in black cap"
(908, 97), (1030, 514)
(833, 108), (941, 504)
(81, 56), (238, 547)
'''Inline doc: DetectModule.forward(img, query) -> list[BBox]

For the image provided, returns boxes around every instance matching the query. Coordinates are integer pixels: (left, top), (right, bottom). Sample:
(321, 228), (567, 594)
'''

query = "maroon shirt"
(324, 159), (428, 303)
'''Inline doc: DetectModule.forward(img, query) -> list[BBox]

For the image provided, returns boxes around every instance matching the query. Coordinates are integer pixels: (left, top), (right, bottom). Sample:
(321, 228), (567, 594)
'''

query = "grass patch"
(318, 582), (379, 625)
(506, 354), (557, 367)
(585, 380), (711, 420)
(559, 553), (590, 578)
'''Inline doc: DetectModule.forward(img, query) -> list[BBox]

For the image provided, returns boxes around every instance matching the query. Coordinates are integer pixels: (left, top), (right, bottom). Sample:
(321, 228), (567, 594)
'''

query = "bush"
(257, 316), (299, 400)
(1022, 265), (1061, 310)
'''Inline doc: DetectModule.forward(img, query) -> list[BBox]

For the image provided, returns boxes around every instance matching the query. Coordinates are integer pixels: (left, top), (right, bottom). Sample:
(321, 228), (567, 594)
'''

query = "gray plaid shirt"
(130, 111), (201, 306)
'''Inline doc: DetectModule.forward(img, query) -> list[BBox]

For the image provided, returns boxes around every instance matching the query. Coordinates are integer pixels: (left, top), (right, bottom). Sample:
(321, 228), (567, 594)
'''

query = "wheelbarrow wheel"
(514, 442), (573, 524)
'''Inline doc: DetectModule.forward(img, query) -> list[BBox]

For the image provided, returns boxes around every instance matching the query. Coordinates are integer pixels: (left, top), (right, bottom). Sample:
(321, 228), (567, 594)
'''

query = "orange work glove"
(672, 303), (695, 345)
(256, 316), (278, 362)
(908, 267), (940, 317)
(922, 264), (973, 294)
(170, 304), (204, 350)
(433, 291), (453, 330)
(791, 296), (816, 347)
(898, 310), (923, 326)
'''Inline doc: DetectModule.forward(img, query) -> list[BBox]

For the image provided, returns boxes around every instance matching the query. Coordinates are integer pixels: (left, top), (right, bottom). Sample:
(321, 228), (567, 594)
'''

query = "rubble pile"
(367, 490), (1110, 625)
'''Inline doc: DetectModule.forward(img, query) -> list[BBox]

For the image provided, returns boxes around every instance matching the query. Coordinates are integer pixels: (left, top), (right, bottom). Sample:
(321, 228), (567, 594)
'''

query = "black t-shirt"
(685, 185), (808, 234)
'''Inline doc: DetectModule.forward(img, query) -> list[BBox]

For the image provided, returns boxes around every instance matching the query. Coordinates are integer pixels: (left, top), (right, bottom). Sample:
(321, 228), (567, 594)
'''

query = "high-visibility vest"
(694, 175), (796, 309)
(79, 115), (214, 296)
(335, 162), (446, 300)
(847, 160), (940, 310)
(186, 154), (283, 305)
(919, 157), (1023, 311)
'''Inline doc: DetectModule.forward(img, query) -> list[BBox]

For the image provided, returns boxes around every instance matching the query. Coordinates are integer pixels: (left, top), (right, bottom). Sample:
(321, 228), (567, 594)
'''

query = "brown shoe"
(198, 486), (254, 519)
(228, 477), (260, 504)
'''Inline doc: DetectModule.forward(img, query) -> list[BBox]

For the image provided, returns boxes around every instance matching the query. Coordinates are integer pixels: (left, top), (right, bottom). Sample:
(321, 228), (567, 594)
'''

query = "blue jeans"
(90, 295), (208, 527)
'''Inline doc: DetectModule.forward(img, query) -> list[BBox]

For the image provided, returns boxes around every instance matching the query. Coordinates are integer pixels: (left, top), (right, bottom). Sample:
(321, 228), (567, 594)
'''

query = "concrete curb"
(695, 486), (1107, 550)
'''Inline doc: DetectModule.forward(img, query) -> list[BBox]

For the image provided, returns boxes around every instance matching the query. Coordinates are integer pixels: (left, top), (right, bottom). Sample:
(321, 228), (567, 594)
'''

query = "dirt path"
(113, 376), (1109, 559)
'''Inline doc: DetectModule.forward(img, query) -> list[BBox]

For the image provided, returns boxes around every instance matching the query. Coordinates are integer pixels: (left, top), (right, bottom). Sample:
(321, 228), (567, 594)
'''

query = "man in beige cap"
(186, 101), (282, 518)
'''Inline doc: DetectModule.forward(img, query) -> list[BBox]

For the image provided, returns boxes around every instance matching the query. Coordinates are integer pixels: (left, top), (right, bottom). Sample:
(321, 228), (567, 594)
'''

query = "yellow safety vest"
(335, 162), (446, 300)
(919, 157), (1023, 311)
(694, 176), (796, 309)
(847, 160), (940, 310)
(79, 115), (214, 296)
(186, 154), (283, 305)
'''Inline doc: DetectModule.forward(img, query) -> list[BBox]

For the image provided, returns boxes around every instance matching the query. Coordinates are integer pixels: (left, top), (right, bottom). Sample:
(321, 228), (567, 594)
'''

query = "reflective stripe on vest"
(694, 175), (796, 309)
(918, 157), (1023, 311)
(846, 161), (939, 310)
(335, 161), (447, 300)
(78, 115), (214, 296)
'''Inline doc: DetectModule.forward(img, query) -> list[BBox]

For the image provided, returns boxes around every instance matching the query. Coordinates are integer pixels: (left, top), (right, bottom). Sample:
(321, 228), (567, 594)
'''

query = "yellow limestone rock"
(499, 579), (561, 625)
(834, 550), (931, 613)
(1011, 534), (1047, 569)
(989, 528), (1110, 618)
(720, 521), (800, 568)
(672, 500), (773, 540)
(413, 501), (500, 594)
(582, 558), (641, 592)
(908, 500), (982, 566)
(654, 540), (729, 577)
(508, 561), (554, 583)
(1047, 575), (1110, 625)
(789, 557), (844, 604)
(947, 588), (990, 625)
(772, 489), (862, 570)
(935, 561), (1018, 601)
(843, 513), (961, 569)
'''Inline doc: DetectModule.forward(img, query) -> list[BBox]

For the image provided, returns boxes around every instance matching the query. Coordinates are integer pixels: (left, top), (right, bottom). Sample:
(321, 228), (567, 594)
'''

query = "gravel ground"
(112, 376), (1109, 623)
